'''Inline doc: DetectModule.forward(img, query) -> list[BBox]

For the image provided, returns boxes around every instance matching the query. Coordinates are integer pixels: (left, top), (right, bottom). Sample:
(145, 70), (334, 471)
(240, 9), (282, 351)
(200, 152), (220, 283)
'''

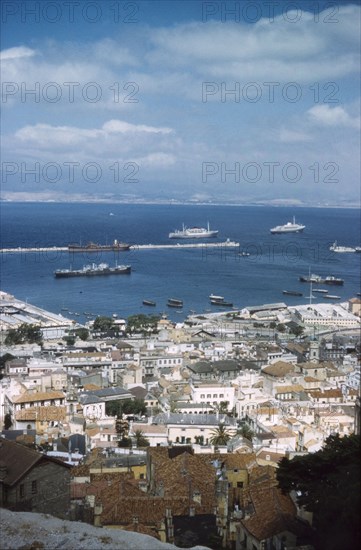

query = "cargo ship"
(68, 239), (130, 252)
(54, 263), (131, 278)
(169, 222), (218, 239)
(299, 274), (344, 286)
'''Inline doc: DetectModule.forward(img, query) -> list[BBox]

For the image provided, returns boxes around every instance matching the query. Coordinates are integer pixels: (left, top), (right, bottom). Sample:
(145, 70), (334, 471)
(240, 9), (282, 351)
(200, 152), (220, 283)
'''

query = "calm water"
(1, 203), (360, 322)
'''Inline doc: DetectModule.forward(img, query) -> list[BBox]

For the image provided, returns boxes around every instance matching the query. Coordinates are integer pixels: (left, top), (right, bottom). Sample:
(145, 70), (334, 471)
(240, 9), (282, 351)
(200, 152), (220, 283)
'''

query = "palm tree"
(134, 429), (150, 447)
(238, 425), (254, 441)
(209, 424), (232, 446)
(215, 401), (229, 415)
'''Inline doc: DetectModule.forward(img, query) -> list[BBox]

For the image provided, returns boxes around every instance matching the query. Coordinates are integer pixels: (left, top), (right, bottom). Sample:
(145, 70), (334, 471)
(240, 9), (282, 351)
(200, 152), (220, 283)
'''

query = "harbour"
(1, 203), (360, 323)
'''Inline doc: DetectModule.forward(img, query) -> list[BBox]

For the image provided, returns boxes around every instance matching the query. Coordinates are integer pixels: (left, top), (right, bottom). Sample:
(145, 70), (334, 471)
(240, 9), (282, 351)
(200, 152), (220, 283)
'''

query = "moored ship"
(270, 217), (305, 234)
(68, 239), (130, 252)
(329, 241), (355, 253)
(169, 222), (218, 239)
(299, 274), (344, 285)
(54, 263), (131, 278)
(209, 294), (233, 307)
(282, 290), (303, 296)
(167, 298), (183, 308)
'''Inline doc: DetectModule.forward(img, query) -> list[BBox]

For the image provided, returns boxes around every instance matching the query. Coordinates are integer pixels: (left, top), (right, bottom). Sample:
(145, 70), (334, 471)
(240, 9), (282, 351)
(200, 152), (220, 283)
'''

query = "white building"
(191, 382), (235, 411)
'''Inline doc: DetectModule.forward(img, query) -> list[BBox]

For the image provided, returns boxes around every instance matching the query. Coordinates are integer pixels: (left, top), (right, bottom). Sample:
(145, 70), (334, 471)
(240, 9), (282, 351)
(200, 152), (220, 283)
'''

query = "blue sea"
(1, 202), (360, 323)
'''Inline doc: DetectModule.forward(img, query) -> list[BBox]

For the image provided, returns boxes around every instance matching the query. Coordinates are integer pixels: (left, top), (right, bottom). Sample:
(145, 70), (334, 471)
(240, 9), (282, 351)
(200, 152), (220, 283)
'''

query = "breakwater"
(0, 241), (240, 253)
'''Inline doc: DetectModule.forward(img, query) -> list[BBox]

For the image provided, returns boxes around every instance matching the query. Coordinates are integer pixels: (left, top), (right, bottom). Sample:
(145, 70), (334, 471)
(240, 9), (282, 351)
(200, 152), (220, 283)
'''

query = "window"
(207, 394), (211, 398)
(20, 484), (25, 498)
(219, 394), (224, 398)
(237, 481), (243, 488)
(200, 394), (205, 399)
(31, 480), (37, 494)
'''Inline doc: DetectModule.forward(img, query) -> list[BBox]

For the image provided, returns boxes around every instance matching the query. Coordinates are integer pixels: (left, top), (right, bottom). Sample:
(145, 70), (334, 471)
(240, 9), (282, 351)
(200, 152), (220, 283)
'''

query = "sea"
(1, 202), (360, 324)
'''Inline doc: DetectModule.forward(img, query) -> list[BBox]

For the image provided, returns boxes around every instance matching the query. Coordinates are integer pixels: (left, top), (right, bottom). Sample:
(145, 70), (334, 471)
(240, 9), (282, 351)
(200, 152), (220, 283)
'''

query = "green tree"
(4, 412), (12, 430)
(277, 434), (360, 550)
(75, 328), (89, 341)
(64, 335), (76, 346)
(276, 323), (286, 333)
(134, 429), (150, 447)
(0, 353), (15, 380)
(5, 324), (42, 345)
(216, 401), (229, 414)
(118, 437), (132, 448)
(106, 398), (146, 417)
(290, 325), (304, 337)
(238, 425), (254, 441)
(209, 424), (232, 446)
(126, 314), (160, 335)
(92, 316), (115, 332)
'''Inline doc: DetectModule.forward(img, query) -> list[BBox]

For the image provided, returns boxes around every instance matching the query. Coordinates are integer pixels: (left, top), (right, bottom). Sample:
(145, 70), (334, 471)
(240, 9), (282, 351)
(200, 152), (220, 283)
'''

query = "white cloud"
(308, 105), (360, 129)
(0, 46), (35, 61)
(279, 128), (312, 143)
(102, 120), (172, 134)
(133, 152), (176, 167)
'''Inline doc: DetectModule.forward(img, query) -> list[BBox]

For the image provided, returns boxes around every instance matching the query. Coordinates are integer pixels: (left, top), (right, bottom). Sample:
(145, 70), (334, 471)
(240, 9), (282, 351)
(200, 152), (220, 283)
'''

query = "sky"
(0, 0), (360, 205)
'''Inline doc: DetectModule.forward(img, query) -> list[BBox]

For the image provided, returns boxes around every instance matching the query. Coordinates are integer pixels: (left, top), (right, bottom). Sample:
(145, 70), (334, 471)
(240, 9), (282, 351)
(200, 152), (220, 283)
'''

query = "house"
(261, 361), (295, 395)
(4, 389), (66, 420)
(191, 382), (235, 411)
(151, 412), (237, 446)
(348, 297), (361, 317)
(236, 479), (313, 549)
(0, 438), (71, 518)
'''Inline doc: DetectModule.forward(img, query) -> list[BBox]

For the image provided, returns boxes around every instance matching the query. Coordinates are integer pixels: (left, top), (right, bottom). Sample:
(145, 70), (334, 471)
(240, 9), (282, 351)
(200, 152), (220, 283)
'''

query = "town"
(0, 289), (360, 549)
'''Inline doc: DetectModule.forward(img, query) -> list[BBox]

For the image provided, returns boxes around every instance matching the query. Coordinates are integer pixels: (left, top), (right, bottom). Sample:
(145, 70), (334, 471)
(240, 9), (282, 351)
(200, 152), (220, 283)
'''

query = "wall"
(4, 460), (70, 519)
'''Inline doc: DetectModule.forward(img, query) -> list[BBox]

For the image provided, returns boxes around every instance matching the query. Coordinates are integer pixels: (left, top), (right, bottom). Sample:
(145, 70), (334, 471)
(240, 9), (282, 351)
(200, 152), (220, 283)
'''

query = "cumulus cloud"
(279, 128), (312, 143)
(102, 120), (173, 134)
(0, 46), (35, 60)
(308, 105), (360, 129)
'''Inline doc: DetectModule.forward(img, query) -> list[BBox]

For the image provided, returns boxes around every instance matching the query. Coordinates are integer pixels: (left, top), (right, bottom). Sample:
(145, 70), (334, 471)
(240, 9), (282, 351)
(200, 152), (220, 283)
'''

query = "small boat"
(323, 294), (341, 300)
(354, 247), (361, 253)
(143, 300), (156, 306)
(209, 294), (233, 307)
(209, 294), (225, 304)
(282, 290), (303, 296)
(312, 288), (328, 293)
(329, 241), (355, 253)
(167, 298), (183, 308)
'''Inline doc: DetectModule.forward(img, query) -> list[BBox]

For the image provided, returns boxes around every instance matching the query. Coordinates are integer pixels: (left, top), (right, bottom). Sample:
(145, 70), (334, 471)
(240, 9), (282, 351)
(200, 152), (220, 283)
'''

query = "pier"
(0, 241), (240, 253)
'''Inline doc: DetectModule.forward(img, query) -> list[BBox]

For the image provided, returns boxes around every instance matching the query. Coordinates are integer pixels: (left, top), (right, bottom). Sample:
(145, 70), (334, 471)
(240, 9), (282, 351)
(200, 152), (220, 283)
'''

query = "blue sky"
(1, 0), (360, 204)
